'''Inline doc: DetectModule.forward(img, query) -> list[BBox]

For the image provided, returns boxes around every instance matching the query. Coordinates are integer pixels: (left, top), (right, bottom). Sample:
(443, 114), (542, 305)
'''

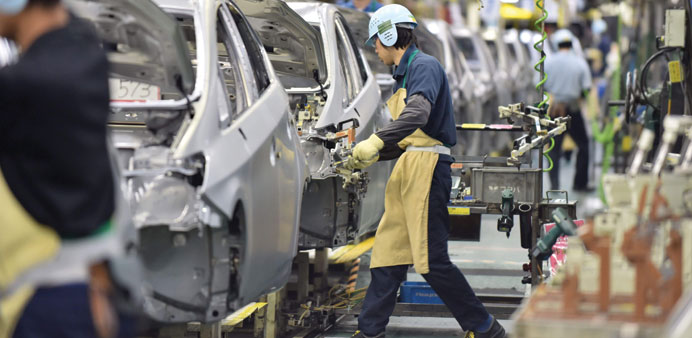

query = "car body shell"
(481, 28), (521, 104)
(504, 28), (536, 104)
(450, 27), (511, 154)
(69, 0), (309, 323)
(335, 7), (395, 103)
(279, 2), (391, 245)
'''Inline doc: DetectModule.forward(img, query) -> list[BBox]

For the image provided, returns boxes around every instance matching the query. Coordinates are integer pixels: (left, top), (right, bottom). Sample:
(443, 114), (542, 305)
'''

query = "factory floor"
(322, 151), (603, 337)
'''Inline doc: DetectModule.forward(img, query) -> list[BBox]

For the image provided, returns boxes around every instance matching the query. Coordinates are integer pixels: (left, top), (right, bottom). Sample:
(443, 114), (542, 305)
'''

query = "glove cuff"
(368, 134), (385, 151)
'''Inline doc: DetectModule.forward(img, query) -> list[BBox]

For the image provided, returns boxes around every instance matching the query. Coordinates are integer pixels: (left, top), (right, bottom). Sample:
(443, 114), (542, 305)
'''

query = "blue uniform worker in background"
(337, 0), (382, 12)
(544, 29), (593, 191)
(346, 5), (507, 338)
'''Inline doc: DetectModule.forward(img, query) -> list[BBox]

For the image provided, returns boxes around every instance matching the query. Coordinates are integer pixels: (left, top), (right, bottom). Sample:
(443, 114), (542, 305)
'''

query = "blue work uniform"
(544, 49), (592, 190)
(358, 44), (492, 336)
(544, 50), (592, 104)
(337, 0), (382, 13)
(392, 46), (457, 147)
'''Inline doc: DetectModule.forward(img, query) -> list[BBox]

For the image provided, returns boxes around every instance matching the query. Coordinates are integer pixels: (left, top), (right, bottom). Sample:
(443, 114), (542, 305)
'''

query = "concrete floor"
(323, 154), (602, 337)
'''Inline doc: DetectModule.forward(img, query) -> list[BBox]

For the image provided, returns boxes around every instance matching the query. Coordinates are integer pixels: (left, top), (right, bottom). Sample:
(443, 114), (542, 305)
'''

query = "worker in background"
(346, 5), (506, 338)
(544, 29), (593, 192)
(337, 0), (382, 13)
(0, 0), (134, 337)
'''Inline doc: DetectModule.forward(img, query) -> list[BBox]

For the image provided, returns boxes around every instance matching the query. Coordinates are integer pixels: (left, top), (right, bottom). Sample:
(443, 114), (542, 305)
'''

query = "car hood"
(236, 0), (328, 87)
(67, 0), (195, 94)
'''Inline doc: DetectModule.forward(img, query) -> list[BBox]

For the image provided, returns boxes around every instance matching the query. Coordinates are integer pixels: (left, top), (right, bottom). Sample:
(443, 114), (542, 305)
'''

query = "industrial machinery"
(513, 115), (692, 338)
(65, 0), (393, 324)
(243, 0), (393, 249)
(532, 207), (579, 260)
(76, 0), (311, 323)
(448, 102), (575, 285)
(510, 3), (692, 336)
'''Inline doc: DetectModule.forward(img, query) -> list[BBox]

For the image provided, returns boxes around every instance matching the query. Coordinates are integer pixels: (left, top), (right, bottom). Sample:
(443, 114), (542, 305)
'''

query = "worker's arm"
(375, 94), (431, 161)
(378, 143), (405, 161)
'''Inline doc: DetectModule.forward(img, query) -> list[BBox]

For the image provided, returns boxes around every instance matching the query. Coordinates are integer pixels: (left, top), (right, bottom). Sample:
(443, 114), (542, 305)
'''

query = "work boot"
(464, 316), (507, 338)
(351, 330), (385, 338)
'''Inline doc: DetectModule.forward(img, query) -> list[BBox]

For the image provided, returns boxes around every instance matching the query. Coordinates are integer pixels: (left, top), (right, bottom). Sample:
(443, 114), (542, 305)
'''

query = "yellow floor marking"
(222, 302), (267, 327)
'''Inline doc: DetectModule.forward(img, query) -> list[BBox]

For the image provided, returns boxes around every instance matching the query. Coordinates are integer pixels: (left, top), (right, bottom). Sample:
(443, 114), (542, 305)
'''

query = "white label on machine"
(665, 9), (686, 48)
(110, 79), (161, 102)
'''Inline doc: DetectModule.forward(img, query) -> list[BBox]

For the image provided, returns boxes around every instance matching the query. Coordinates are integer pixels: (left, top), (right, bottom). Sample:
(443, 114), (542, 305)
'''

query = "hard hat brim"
(365, 34), (377, 47)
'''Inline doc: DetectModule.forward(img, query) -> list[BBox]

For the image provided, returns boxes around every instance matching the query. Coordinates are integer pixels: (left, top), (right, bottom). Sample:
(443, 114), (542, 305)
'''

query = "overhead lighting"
(500, 0), (519, 3)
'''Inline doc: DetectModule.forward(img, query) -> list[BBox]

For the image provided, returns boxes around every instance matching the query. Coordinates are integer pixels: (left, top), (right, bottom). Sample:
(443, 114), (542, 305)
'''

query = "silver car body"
(451, 27), (510, 154)
(504, 28), (536, 104)
(246, 1), (389, 247)
(69, 0), (309, 322)
(481, 28), (520, 104)
(336, 7), (396, 103)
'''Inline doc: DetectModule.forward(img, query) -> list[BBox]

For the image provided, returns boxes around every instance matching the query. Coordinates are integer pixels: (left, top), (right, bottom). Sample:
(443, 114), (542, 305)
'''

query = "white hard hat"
(366, 4), (417, 47)
(0, 0), (28, 14)
(552, 29), (574, 50)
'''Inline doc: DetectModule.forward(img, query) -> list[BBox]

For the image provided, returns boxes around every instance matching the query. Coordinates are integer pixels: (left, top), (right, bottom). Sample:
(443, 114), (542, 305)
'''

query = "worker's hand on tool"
(352, 134), (384, 163)
(345, 155), (379, 170)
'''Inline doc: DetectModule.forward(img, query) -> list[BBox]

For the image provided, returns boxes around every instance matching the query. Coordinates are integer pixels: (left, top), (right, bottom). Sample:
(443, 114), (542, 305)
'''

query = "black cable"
(313, 69), (327, 100)
(683, 0), (692, 114)
(175, 73), (193, 118)
(639, 47), (680, 112)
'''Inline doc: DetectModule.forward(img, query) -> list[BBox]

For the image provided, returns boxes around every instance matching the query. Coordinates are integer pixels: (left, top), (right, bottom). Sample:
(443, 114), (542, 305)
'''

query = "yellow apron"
(0, 169), (61, 337)
(370, 51), (445, 274)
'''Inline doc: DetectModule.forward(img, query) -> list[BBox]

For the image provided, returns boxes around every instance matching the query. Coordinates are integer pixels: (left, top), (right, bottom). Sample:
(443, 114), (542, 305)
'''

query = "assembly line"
(2, 0), (692, 338)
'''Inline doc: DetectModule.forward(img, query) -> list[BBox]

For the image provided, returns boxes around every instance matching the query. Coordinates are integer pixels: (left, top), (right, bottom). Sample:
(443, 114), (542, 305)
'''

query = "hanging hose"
(533, 0), (549, 109)
(533, 0), (553, 172)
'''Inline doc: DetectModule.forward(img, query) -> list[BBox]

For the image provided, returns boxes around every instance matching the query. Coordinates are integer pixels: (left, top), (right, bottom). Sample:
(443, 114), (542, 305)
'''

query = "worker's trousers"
(549, 103), (589, 190)
(12, 283), (136, 338)
(357, 156), (490, 336)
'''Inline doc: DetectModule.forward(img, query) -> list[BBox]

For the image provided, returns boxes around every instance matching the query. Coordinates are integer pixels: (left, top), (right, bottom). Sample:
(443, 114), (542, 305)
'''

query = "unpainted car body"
(481, 28), (521, 104)
(336, 7), (395, 103)
(242, 1), (389, 247)
(69, 0), (309, 323)
(451, 27), (509, 154)
(504, 28), (536, 104)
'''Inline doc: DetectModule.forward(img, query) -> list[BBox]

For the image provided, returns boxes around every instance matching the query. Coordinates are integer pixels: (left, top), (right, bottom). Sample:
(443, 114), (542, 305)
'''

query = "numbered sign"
(110, 79), (161, 102)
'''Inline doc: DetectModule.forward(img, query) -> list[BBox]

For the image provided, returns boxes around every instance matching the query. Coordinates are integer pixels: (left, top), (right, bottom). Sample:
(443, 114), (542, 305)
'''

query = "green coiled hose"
(533, 0), (554, 172)
(533, 0), (550, 109)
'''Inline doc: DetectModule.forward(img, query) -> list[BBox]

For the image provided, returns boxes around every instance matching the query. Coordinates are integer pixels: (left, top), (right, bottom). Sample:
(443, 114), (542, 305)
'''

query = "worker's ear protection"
(0, 0), (28, 15)
(366, 4), (417, 47)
